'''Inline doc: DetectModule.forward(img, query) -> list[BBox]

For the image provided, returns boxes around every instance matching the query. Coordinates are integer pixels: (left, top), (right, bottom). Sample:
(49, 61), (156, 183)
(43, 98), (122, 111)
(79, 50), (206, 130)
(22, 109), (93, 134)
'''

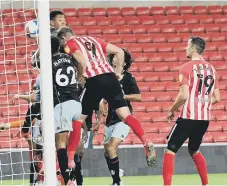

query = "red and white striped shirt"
(65, 36), (113, 78)
(178, 59), (219, 121)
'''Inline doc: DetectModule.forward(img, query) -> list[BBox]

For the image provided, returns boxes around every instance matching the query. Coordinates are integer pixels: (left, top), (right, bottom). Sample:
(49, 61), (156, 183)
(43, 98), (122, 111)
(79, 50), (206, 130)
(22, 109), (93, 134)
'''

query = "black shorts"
(81, 73), (127, 116)
(167, 117), (209, 153)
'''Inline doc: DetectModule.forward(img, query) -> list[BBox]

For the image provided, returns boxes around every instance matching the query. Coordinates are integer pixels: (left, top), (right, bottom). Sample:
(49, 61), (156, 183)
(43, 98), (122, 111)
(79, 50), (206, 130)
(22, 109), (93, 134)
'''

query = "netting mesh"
(0, 0), (42, 185)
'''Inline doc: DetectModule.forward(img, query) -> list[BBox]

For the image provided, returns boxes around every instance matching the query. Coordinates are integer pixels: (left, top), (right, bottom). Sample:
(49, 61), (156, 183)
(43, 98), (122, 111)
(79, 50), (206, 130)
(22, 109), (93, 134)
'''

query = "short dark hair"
(51, 36), (60, 54)
(57, 27), (74, 39)
(50, 10), (65, 21)
(190, 36), (206, 54)
(108, 49), (133, 73)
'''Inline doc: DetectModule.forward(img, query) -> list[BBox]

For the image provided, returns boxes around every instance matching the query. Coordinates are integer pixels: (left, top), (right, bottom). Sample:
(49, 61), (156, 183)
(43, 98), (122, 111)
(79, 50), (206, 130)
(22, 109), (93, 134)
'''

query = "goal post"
(37, 0), (57, 185)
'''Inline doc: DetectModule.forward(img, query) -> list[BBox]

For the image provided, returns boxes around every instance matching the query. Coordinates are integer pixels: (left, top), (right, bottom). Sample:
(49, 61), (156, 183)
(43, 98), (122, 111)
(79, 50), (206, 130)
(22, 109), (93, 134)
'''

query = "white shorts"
(32, 119), (43, 146)
(104, 122), (130, 145)
(54, 100), (82, 133)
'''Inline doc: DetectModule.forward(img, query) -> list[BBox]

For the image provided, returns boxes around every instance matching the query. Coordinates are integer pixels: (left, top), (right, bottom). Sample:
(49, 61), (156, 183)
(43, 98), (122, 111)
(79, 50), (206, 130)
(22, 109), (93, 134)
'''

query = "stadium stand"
(0, 5), (227, 148)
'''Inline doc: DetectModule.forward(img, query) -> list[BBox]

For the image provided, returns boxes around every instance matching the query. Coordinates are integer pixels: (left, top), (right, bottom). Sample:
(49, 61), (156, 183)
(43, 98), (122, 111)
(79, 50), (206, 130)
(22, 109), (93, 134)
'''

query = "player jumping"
(163, 36), (220, 186)
(57, 27), (156, 167)
(50, 35), (82, 185)
(99, 49), (141, 186)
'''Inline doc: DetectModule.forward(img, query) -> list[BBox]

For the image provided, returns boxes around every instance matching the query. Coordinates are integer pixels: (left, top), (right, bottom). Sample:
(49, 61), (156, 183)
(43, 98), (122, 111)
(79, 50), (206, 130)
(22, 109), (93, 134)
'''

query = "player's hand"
(91, 122), (100, 136)
(167, 111), (174, 124)
(0, 123), (10, 131)
(13, 94), (20, 100)
(78, 77), (86, 87)
(115, 73), (121, 80)
(99, 100), (108, 117)
(81, 127), (88, 144)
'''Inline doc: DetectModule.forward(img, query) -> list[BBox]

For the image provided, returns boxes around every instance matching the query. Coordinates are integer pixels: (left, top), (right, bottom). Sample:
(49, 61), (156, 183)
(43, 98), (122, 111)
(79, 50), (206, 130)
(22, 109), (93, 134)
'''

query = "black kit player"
(58, 27), (156, 168)
(99, 49), (142, 186)
(50, 36), (83, 185)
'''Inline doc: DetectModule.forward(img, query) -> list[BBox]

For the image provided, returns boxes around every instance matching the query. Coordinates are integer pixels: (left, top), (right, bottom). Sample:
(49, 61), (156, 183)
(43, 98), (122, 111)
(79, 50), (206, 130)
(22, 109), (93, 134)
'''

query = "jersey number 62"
(56, 66), (77, 86)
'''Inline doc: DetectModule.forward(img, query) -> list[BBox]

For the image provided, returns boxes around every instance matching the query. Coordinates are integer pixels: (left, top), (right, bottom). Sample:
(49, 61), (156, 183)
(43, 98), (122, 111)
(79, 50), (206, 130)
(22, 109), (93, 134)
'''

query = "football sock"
(104, 154), (111, 173)
(29, 162), (37, 184)
(74, 154), (83, 185)
(192, 152), (208, 185)
(57, 148), (69, 184)
(109, 156), (121, 184)
(68, 121), (82, 160)
(68, 120), (82, 152)
(124, 115), (146, 144)
(162, 153), (175, 186)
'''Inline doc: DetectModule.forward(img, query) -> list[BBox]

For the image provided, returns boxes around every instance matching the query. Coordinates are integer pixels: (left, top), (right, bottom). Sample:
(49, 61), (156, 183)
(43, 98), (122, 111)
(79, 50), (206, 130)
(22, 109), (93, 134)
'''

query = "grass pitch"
(1, 174), (227, 185)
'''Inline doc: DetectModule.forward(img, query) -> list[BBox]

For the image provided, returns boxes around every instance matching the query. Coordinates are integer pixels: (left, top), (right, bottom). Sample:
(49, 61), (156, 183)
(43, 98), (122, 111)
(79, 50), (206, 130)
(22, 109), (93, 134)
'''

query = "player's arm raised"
(106, 43), (124, 77)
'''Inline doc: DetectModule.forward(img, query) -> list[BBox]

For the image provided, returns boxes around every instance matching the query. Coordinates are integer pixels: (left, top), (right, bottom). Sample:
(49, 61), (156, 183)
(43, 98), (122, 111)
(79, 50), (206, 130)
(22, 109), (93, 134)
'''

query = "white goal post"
(37, 0), (57, 185)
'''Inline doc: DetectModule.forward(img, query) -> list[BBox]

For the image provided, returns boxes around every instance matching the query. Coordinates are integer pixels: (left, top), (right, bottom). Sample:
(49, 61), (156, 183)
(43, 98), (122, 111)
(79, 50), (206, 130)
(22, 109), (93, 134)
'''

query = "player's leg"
(67, 100), (83, 169)
(188, 121), (209, 186)
(56, 132), (70, 185)
(104, 73), (155, 166)
(54, 100), (81, 185)
(107, 122), (130, 185)
(103, 125), (112, 174)
(162, 118), (190, 186)
(73, 141), (84, 185)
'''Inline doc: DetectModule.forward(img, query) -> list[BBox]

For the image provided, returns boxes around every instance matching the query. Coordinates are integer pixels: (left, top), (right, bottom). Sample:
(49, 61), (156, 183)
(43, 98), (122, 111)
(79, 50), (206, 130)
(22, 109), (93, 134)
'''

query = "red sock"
(124, 115), (146, 144)
(162, 153), (175, 186)
(192, 152), (208, 185)
(67, 120), (82, 158)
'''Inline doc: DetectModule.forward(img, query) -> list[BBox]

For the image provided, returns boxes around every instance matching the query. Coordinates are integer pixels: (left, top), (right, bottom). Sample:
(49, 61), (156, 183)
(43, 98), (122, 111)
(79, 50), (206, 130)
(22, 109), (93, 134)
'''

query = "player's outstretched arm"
(106, 43), (124, 76)
(0, 120), (24, 130)
(13, 91), (36, 103)
(212, 89), (221, 105)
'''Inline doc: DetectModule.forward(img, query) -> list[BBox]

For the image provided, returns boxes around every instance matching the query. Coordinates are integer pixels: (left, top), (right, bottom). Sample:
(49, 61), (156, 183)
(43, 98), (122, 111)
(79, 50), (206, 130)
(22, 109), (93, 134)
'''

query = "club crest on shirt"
(64, 45), (70, 54)
(179, 74), (183, 82)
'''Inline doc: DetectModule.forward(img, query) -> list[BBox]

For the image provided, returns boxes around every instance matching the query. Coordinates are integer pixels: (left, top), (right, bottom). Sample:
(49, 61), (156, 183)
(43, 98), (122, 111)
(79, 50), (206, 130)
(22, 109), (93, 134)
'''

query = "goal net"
(0, 0), (56, 185)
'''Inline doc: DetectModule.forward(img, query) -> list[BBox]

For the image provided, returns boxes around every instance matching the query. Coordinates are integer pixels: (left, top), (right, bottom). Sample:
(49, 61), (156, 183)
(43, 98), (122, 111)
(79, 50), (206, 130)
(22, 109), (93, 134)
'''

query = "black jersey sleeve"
(128, 73), (141, 94)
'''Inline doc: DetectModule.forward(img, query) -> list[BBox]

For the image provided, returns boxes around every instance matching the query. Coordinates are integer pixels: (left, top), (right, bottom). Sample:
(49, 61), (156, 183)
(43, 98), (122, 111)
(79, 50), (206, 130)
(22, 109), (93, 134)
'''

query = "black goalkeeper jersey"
(106, 72), (140, 127)
(52, 52), (80, 106)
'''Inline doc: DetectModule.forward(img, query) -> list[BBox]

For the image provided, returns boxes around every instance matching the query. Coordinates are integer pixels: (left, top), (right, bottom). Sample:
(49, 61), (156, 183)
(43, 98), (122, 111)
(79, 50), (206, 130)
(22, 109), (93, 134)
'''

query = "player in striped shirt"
(163, 36), (221, 186)
(58, 27), (156, 168)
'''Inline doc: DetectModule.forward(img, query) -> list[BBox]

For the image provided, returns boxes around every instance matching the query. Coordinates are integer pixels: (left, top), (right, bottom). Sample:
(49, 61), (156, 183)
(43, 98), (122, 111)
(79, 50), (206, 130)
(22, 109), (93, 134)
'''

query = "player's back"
(52, 52), (80, 105)
(66, 36), (113, 78)
(179, 59), (218, 121)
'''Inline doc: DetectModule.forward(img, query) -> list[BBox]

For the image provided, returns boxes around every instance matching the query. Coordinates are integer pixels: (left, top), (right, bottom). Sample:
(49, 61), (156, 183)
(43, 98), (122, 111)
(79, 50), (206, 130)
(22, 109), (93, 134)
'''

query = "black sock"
(104, 154), (111, 173)
(29, 162), (37, 184)
(57, 148), (69, 184)
(74, 154), (83, 185)
(109, 156), (120, 184)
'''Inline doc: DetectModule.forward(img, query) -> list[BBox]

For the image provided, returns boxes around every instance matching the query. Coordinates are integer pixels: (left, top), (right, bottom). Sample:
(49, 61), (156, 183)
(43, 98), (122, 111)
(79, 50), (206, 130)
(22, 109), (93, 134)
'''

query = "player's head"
(50, 10), (66, 29)
(57, 27), (75, 43)
(51, 36), (60, 54)
(108, 49), (133, 74)
(186, 36), (206, 59)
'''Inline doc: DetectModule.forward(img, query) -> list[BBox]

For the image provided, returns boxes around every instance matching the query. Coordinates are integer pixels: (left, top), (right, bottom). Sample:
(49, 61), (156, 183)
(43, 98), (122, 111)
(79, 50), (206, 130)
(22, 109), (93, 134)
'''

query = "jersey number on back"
(56, 66), (77, 86)
(85, 42), (97, 57)
(197, 74), (214, 95)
